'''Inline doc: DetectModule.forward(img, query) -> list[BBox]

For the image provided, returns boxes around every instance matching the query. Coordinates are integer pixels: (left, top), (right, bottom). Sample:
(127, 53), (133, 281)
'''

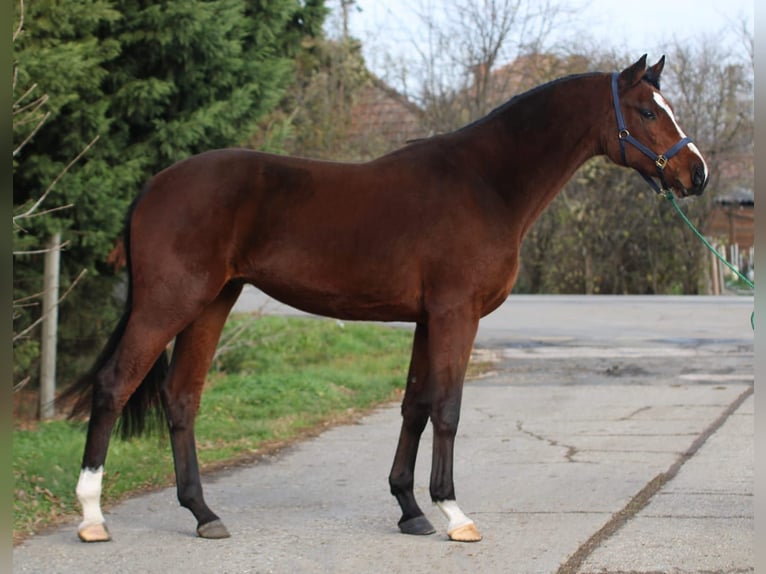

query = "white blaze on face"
(76, 466), (106, 528)
(652, 91), (709, 181)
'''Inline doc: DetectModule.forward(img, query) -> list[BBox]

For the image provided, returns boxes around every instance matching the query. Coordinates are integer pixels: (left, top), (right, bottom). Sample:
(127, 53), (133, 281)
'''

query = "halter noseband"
(610, 73), (693, 194)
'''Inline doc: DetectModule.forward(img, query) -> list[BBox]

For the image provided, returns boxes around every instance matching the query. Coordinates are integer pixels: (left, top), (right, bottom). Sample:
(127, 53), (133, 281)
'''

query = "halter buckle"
(618, 129), (630, 139)
(655, 155), (668, 169)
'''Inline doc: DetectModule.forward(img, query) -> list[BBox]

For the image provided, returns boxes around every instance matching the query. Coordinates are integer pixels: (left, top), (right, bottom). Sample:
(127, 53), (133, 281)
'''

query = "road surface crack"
(516, 420), (579, 462)
(618, 406), (651, 421)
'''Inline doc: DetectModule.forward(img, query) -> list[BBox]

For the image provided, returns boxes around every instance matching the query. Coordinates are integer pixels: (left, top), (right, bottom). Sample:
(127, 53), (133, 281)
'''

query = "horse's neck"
(455, 74), (607, 236)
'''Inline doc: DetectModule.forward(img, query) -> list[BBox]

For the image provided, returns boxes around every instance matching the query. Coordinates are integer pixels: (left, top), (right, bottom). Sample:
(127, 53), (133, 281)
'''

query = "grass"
(13, 315), (414, 543)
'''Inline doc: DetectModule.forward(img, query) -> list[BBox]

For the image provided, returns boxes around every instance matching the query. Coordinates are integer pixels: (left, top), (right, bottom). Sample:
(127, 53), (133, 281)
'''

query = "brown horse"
(61, 55), (707, 544)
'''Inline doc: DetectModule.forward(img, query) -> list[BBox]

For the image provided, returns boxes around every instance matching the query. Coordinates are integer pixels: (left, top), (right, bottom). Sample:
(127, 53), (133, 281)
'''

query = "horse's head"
(606, 55), (708, 197)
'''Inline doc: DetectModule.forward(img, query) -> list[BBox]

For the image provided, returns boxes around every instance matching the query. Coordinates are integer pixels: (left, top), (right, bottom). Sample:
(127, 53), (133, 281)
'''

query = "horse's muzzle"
(689, 162), (708, 196)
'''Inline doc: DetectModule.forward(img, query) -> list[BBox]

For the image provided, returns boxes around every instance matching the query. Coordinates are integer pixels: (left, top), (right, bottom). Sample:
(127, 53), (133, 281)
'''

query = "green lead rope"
(663, 190), (754, 330)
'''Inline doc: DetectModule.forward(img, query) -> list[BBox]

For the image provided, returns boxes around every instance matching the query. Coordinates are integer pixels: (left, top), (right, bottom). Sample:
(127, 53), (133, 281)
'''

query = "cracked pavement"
(13, 295), (754, 573)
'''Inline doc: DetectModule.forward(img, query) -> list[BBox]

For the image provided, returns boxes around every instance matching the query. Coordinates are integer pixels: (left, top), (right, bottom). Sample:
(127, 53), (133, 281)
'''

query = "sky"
(339, 0), (753, 91)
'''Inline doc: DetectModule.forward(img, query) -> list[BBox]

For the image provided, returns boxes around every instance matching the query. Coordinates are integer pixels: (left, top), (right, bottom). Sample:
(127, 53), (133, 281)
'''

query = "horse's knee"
(401, 403), (429, 433)
(431, 415), (459, 438)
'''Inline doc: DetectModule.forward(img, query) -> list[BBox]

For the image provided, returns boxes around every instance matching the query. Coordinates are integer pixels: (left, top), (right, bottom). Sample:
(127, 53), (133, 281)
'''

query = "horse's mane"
(456, 72), (603, 133)
(454, 69), (663, 136)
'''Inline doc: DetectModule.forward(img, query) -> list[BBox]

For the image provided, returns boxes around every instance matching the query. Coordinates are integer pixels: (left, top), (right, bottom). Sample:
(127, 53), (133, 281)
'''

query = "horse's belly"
(245, 262), (424, 323)
(257, 283), (423, 322)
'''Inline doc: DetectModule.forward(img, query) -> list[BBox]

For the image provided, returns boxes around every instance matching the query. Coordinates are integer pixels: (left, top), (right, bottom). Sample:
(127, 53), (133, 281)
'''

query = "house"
(346, 77), (425, 158)
(707, 187), (754, 251)
(705, 186), (754, 292)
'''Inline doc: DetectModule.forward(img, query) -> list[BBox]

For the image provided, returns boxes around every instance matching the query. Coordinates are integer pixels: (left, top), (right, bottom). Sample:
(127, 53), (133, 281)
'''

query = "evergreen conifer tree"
(13, 0), (327, 387)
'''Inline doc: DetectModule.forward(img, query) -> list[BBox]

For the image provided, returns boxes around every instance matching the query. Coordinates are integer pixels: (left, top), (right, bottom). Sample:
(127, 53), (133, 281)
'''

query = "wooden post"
(710, 250), (720, 295)
(39, 232), (61, 420)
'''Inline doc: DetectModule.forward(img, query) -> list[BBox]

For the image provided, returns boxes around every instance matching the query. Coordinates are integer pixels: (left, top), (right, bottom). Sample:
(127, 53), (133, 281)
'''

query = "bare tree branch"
(13, 240), (72, 256)
(13, 268), (88, 343)
(13, 204), (74, 233)
(13, 83), (48, 115)
(14, 377), (31, 393)
(13, 0), (24, 42)
(13, 135), (99, 223)
(405, 0), (571, 133)
(12, 82), (51, 158)
(14, 291), (45, 305)
(13, 110), (50, 157)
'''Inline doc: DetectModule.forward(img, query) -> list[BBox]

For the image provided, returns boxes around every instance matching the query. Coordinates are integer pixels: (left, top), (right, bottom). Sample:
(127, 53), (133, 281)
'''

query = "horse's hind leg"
(161, 281), (243, 539)
(389, 323), (436, 535)
(76, 315), (182, 542)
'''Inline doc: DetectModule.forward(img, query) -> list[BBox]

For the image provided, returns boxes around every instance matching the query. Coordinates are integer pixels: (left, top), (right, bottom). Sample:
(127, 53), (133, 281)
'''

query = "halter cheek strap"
(611, 73), (693, 194)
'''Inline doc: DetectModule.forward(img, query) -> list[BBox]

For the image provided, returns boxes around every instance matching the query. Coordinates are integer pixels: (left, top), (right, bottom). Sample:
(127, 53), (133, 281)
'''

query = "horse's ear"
(618, 54), (648, 89)
(643, 55), (665, 89)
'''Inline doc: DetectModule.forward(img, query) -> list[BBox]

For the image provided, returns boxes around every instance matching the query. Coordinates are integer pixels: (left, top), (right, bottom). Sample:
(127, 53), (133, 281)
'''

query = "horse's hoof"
(448, 522), (482, 542)
(78, 523), (111, 543)
(398, 515), (436, 535)
(197, 519), (230, 539)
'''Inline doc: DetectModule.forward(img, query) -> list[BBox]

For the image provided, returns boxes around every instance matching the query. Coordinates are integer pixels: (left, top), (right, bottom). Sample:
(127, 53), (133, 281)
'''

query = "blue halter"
(610, 72), (693, 194)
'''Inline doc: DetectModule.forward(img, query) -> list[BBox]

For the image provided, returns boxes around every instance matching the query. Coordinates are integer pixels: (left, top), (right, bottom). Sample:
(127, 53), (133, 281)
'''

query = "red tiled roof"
(347, 77), (424, 155)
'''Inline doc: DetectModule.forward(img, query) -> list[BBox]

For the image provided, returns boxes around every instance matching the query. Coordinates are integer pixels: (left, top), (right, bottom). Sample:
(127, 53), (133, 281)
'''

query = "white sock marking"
(436, 499), (474, 532)
(76, 466), (105, 528)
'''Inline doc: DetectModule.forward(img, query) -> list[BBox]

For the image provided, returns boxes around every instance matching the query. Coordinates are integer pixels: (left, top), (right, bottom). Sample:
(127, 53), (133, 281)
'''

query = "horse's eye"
(639, 109), (656, 120)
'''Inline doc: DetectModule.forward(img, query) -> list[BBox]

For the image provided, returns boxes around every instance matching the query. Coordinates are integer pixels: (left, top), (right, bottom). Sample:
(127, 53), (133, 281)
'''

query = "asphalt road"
(14, 293), (754, 574)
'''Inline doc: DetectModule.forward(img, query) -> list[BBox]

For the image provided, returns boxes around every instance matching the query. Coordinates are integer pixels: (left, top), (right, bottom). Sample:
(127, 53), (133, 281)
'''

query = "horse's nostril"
(692, 164), (707, 195)
(692, 164), (707, 191)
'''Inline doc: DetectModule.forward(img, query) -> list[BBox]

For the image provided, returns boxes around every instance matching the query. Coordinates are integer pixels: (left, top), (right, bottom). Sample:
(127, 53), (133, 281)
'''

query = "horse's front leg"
(389, 323), (435, 535)
(428, 310), (482, 542)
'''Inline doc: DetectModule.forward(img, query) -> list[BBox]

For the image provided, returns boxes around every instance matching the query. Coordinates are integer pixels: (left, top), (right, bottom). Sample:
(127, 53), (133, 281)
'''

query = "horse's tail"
(57, 191), (169, 440)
